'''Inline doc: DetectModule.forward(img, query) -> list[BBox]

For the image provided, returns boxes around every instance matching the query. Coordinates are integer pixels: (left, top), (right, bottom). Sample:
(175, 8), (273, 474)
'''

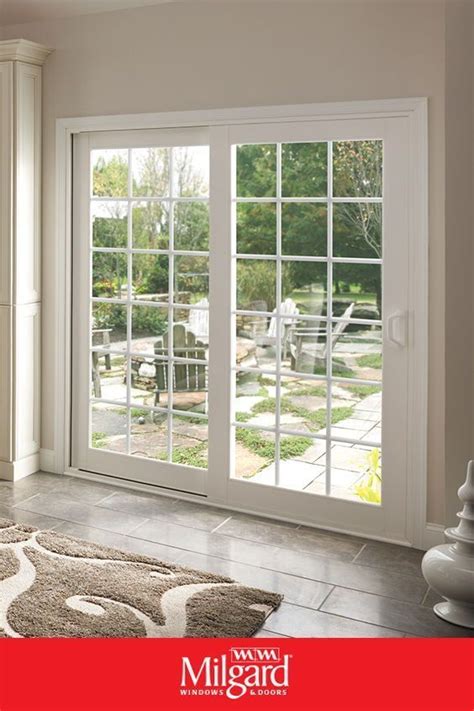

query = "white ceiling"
(0, 0), (173, 26)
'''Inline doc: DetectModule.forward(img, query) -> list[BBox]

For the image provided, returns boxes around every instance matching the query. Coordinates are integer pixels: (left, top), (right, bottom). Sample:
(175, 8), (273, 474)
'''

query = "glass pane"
(277, 434), (325, 491)
(330, 380), (381, 446)
(234, 372), (276, 429)
(332, 382), (382, 446)
(174, 307), (209, 346)
(236, 259), (276, 312)
(236, 144), (276, 198)
(92, 202), (127, 248)
(174, 255), (209, 304)
(285, 318), (328, 377)
(282, 261), (327, 316)
(330, 445), (381, 504)
(174, 202), (209, 251)
(333, 203), (382, 259)
(236, 203), (276, 255)
(131, 305), (169, 355)
(173, 318), (209, 361)
(234, 317), (276, 371)
(92, 253), (127, 299)
(333, 140), (383, 198)
(233, 427), (276, 482)
(132, 147), (170, 197)
(280, 375), (328, 435)
(172, 146), (209, 198)
(332, 325), (382, 381)
(332, 263), (381, 320)
(132, 201), (169, 250)
(148, 359), (170, 408)
(281, 203), (326, 257)
(91, 404), (127, 452)
(130, 355), (166, 407)
(172, 415), (208, 469)
(91, 354), (127, 402)
(132, 254), (169, 302)
(235, 371), (277, 421)
(92, 149), (128, 198)
(171, 361), (208, 413)
(92, 303), (127, 350)
(130, 409), (168, 461)
(282, 142), (327, 197)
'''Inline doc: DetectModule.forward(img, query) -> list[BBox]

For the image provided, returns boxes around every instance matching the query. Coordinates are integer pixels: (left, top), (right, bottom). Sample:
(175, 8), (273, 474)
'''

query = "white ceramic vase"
(422, 461), (474, 629)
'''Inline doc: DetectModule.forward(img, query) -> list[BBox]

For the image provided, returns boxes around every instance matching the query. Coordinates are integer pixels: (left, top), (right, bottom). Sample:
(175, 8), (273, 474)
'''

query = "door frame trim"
(54, 98), (428, 547)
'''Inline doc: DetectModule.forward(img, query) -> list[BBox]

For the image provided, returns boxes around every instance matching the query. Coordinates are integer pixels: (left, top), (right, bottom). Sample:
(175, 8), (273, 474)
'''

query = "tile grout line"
(420, 586), (430, 606)
(316, 585), (336, 611)
(304, 606), (418, 638)
(10, 493), (43, 509)
(257, 629), (292, 638)
(350, 543), (367, 563)
(210, 516), (233, 534)
(93, 492), (121, 506)
(269, 601), (410, 637)
(123, 518), (154, 537)
(316, 601), (463, 638)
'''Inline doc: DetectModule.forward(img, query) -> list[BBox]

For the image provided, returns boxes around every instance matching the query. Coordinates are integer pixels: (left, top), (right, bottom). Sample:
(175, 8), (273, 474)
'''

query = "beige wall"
(1, 0), (452, 524)
(444, 0), (473, 526)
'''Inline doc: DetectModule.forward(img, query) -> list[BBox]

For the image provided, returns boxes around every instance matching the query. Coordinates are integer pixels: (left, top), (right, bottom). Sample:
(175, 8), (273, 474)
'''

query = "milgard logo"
(180, 647), (291, 699)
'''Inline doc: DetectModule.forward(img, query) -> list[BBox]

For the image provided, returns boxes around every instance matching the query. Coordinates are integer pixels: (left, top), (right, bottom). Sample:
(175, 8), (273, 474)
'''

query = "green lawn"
(357, 353), (382, 369)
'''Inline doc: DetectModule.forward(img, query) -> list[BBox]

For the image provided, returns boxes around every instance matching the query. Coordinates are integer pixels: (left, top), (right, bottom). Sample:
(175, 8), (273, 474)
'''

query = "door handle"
(387, 311), (407, 347)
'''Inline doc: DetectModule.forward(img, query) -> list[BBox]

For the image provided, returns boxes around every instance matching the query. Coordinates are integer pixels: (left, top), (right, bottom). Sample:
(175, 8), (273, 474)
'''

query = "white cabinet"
(0, 40), (51, 480)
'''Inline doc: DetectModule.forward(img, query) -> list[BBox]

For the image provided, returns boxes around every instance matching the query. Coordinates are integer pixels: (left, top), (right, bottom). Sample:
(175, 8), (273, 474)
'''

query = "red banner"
(0, 639), (472, 710)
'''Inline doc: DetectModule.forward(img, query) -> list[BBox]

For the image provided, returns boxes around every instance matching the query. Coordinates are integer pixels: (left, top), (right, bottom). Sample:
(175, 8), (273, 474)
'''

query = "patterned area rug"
(0, 518), (282, 638)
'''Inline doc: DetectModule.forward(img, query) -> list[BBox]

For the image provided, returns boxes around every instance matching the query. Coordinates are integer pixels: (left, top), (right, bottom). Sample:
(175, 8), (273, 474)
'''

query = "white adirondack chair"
(290, 302), (355, 373)
(187, 297), (209, 342)
(255, 298), (300, 358)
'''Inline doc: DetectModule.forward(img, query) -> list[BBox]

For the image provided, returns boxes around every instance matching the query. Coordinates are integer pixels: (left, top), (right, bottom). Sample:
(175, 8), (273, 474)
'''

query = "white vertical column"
(0, 40), (52, 481)
(207, 125), (232, 502)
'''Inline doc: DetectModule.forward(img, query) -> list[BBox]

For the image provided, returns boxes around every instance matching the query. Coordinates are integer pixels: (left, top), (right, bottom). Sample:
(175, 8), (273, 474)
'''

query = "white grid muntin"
(232, 421), (381, 449)
(233, 196), (382, 204)
(89, 143), (210, 467)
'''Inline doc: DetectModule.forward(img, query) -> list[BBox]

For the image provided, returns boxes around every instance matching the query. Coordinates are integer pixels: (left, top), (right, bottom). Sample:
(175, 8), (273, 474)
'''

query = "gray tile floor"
(0, 472), (471, 638)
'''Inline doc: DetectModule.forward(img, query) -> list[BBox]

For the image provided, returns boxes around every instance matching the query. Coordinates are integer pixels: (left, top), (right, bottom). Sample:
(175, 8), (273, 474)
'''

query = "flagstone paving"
(92, 357), (382, 501)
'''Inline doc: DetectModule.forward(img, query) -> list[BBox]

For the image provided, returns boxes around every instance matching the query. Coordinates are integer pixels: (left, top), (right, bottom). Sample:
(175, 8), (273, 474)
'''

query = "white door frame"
(54, 98), (428, 547)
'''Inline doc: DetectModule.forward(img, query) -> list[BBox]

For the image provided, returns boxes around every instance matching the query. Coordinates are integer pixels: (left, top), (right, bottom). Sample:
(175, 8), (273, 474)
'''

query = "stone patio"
(92, 330), (382, 502)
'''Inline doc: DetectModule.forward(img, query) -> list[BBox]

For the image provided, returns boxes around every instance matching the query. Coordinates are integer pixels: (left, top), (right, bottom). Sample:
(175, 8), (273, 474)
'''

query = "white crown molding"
(0, 39), (52, 66)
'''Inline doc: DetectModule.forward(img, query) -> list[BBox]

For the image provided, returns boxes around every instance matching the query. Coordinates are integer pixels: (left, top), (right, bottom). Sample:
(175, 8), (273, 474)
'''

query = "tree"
(91, 141), (383, 317)
(235, 140), (383, 316)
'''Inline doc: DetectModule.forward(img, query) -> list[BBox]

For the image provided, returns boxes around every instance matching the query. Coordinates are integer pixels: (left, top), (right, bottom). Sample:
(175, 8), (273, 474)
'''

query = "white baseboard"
(39, 448), (57, 474)
(421, 523), (445, 550)
(0, 453), (40, 481)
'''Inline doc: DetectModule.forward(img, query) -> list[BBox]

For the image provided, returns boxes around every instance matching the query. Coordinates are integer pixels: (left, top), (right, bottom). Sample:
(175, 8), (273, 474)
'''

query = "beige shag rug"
(0, 518), (282, 638)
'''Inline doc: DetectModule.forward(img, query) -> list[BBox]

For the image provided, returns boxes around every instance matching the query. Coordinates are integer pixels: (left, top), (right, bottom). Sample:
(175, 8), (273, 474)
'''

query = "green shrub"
(92, 432), (108, 449)
(354, 449), (381, 503)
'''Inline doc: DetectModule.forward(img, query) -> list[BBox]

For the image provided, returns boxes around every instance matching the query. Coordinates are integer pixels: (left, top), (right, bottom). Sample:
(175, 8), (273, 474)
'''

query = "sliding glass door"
(72, 115), (411, 541)
(232, 138), (383, 497)
(72, 128), (211, 493)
